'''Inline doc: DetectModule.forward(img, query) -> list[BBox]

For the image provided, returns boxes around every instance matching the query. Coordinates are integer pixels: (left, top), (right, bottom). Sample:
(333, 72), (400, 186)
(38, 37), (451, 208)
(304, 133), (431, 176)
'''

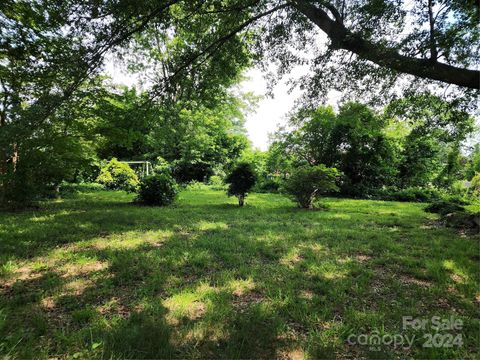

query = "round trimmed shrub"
(136, 173), (178, 206)
(96, 158), (139, 192)
(225, 162), (257, 206)
(283, 165), (340, 209)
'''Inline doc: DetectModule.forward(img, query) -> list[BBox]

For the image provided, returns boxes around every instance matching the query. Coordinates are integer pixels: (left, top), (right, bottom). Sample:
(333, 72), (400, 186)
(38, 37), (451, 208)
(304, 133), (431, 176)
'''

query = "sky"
(238, 68), (302, 151)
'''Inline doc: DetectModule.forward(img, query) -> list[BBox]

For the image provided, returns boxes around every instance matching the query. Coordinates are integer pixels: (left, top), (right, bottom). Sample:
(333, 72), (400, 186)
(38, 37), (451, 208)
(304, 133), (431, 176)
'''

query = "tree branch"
(149, 3), (290, 98)
(427, 0), (438, 61)
(292, 0), (479, 89)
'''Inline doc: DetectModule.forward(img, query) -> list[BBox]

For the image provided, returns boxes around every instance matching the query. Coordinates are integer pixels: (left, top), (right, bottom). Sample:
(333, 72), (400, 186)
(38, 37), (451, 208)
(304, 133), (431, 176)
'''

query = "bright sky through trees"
(106, 58), (345, 151)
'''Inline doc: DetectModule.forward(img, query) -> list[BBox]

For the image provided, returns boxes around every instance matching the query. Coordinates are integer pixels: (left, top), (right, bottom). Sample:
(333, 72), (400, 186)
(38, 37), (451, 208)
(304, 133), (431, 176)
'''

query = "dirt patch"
(187, 301), (206, 320)
(63, 278), (93, 295)
(0, 265), (43, 288)
(399, 274), (433, 288)
(277, 348), (304, 360)
(421, 220), (443, 229)
(97, 296), (132, 319)
(355, 254), (372, 263)
(62, 261), (108, 277)
(450, 273), (465, 284)
(232, 290), (265, 313)
(41, 296), (56, 310)
(299, 290), (314, 300)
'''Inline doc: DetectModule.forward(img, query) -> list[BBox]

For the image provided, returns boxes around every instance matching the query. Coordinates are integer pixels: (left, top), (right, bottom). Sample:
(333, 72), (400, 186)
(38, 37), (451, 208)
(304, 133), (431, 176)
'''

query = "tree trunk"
(0, 111), (6, 176)
(238, 194), (245, 207)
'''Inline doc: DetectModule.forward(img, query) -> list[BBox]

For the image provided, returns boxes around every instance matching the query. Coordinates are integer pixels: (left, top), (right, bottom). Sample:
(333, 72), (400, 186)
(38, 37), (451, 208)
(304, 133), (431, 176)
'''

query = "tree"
(95, 86), (155, 160)
(386, 93), (475, 188)
(334, 102), (399, 194)
(147, 94), (253, 183)
(225, 162), (257, 206)
(274, 103), (399, 195)
(0, 0), (254, 206)
(465, 144), (480, 181)
(0, 80), (101, 207)
(2, 0), (478, 206)
(283, 165), (340, 209)
(290, 0), (479, 91)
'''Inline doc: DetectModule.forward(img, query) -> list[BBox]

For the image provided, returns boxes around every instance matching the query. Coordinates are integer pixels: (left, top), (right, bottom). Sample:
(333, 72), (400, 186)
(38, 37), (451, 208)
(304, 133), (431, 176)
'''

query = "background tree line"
(1, 0), (478, 207)
(260, 94), (478, 200)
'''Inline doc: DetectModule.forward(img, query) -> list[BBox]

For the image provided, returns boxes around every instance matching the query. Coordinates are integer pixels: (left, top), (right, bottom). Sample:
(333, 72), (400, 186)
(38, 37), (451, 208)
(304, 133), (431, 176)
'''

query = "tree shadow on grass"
(1, 191), (478, 358)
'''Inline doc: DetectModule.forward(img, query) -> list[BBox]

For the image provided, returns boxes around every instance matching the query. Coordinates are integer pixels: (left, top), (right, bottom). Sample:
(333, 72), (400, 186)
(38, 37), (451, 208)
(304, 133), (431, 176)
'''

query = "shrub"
(225, 162), (257, 206)
(374, 186), (442, 202)
(185, 180), (209, 191)
(208, 175), (226, 190)
(136, 173), (178, 206)
(451, 180), (469, 197)
(96, 158), (139, 192)
(425, 200), (465, 216)
(471, 173), (480, 198)
(153, 157), (171, 174)
(172, 160), (213, 184)
(254, 177), (281, 193)
(283, 165), (340, 209)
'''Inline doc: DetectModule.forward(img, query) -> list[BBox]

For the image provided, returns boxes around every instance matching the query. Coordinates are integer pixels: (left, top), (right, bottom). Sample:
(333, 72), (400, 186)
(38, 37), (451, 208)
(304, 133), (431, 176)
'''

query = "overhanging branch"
(292, 0), (479, 89)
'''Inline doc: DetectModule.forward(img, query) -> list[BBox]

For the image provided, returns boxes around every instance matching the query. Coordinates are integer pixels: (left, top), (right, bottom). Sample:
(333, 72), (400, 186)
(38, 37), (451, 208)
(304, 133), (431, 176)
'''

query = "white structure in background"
(120, 161), (152, 178)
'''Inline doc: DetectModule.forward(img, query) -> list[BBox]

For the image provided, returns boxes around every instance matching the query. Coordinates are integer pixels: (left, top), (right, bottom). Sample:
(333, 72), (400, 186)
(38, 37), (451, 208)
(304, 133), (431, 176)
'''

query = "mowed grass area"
(0, 188), (479, 359)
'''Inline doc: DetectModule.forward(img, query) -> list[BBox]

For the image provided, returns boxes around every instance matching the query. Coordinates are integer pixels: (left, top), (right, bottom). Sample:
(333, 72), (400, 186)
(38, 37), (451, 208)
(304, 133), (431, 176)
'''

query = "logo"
(346, 316), (463, 351)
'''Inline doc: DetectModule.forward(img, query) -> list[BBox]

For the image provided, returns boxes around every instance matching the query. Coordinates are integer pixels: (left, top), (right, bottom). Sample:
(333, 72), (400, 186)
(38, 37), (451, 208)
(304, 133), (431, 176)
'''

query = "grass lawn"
(0, 188), (479, 359)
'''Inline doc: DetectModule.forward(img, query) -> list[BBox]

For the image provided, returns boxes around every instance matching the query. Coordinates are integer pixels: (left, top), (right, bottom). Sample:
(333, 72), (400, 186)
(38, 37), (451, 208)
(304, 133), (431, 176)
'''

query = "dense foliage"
(136, 173), (178, 206)
(283, 165), (340, 209)
(96, 159), (139, 193)
(425, 200), (465, 216)
(1, 1), (478, 208)
(268, 97), (476, 199)
(225, 162), (257, 206)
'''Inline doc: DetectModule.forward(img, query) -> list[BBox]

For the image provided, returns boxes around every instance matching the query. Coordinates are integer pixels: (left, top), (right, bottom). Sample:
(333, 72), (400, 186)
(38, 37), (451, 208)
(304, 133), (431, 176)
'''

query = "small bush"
(136, 173), (178, 206)
(392, 187), (441, 202)
(172, 160), (213, 184)
(153, 157), (171, 174)
(283, 165), (340, 209)
(185, 180), (209, 191)
(254, 177), (281, 193)
(208, 175), (226, 190)
(471, 173), (480, 198)
(96, 158), (139, 192)
(374, 186), (442, 202)
(225, 162), (257, 206)
(425, 200), (465, 216)
(451, 180), (469, 197)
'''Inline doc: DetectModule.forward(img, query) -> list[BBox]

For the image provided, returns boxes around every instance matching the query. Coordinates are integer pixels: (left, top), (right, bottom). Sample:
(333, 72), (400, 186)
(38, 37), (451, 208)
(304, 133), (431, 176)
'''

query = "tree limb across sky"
(291, 0), (479, 89)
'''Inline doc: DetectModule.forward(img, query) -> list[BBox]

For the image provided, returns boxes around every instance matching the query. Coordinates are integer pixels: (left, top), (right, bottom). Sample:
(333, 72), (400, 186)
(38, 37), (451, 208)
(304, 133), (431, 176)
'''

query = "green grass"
(0, 188), (478, 359)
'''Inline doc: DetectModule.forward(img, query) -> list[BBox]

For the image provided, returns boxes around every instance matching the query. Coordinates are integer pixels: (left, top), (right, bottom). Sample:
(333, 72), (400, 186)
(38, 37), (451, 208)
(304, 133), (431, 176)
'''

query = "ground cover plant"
(0, 187), (478, 359)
